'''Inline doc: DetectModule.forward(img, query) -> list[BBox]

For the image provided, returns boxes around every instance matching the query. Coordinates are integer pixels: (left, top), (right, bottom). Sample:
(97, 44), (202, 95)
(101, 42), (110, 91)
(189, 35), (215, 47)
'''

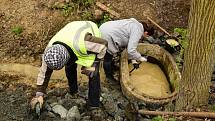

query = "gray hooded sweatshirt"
(99, 18), (143, 60)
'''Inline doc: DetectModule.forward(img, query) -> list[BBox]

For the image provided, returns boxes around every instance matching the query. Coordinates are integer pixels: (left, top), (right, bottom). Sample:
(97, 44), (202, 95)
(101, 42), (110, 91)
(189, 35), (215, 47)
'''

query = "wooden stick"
(144, 15), (171, 36)
(96, 2), (120, 18)
(138, 110), (215, 119)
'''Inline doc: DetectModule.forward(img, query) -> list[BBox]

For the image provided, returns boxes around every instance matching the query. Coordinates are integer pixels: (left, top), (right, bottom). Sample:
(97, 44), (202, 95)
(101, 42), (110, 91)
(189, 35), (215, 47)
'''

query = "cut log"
(96, 2), (120, 18)
(143, 14), (171, 36)
(139, 110), (215, 119)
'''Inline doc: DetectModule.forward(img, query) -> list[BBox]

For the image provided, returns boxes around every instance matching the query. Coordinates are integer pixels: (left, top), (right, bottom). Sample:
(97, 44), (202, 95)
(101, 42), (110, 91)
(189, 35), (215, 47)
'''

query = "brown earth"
(103, 0), (190, 30)
(2, 0), (212, 121)
(0, 0), (190, 64)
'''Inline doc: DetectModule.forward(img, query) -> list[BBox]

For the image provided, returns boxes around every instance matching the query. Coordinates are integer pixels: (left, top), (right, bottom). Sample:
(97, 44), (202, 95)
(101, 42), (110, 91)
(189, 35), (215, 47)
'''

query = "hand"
(30, 96), (44, 110)
(81, 66), (95, 77)
(139, 56), (147, 62)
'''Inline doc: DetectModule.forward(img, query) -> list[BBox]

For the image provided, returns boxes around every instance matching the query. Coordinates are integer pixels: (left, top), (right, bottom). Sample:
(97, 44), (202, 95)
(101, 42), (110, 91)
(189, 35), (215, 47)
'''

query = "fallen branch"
(143, 14), (171, 36)
(138, 110), (215, 119)
(96, 2), (120, 18)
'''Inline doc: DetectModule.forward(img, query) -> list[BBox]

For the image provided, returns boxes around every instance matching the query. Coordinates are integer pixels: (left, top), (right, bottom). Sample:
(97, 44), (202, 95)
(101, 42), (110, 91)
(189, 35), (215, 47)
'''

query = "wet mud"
(129, 62), (171, 98)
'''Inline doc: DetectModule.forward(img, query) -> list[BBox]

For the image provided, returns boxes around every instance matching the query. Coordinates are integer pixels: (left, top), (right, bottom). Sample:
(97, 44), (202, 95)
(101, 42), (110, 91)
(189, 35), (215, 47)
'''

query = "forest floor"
(1, 0), (214, 121)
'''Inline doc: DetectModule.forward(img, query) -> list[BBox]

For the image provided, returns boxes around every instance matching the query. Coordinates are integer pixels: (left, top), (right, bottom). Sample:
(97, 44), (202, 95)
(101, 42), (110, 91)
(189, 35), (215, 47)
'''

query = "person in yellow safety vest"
(30, 21), (108, 119)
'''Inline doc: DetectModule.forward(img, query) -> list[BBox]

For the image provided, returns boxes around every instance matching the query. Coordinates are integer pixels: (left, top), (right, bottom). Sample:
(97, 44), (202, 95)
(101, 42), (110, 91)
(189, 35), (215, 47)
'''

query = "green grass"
(152, 116), (163, 121)
(12, 26), (23, 35)
(168, 117), (176, 121)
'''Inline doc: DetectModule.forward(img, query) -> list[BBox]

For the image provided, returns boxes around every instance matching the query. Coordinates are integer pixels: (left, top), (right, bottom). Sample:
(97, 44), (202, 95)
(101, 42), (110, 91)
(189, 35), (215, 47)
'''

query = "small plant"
(82, 0), (93, 6)
(51, 2), (74, 17)
(168, 117), (176, 121)
(173, 28), (188, 67)
(152, 115), (163, 121)
(72, 0), (93, 8)
(208, 105), (215, 112)
(12, 26), (23, 35)
(50, 0), (94, 17)
(62, 4), (73, 16)
(81, 11), (93, 20)
(96, 13), (112, 27)
(174, 28), (188, 49)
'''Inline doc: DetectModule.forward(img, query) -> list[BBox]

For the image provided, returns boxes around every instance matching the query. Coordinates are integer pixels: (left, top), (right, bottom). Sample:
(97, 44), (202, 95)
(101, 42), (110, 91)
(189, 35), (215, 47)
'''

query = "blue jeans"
(65, 61), (101, 107)
(103, 52), (114, 79)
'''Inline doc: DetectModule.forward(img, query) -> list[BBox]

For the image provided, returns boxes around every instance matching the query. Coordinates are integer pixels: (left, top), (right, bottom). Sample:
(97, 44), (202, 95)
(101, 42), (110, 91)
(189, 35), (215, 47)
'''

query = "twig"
(96, 2), (120, 18)
(139, 110), (215, 119)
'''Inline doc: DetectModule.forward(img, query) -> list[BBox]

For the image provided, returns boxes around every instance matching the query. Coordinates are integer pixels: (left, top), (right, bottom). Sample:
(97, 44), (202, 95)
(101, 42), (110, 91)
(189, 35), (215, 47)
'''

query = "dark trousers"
(65, 61), (101, 107)
(103, 52), (114, 78)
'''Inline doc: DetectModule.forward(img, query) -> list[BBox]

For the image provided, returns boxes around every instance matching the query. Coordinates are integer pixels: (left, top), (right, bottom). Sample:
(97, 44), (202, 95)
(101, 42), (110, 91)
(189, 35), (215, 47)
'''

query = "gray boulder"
(66, 106), (81, 121)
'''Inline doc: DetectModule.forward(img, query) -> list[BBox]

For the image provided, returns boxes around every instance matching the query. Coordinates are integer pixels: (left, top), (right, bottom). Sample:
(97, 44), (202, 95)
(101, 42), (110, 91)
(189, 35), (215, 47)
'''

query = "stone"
(66, 106), (81, 121)
(80, 116), (91, 121)
(47, 88), (66, 97)
(51, 103), (68, 118)
(47, 111), (56, 118)
(65, 92), (78, 99)
(114, 115), (124, 121)
(44, 102), (52, 111)
(61, 98), (76, 110)
(101, 93), (119, 117)
(61, 98), (86, 111)
(46, 96), (58, 104)
(0, 83), (4, 91)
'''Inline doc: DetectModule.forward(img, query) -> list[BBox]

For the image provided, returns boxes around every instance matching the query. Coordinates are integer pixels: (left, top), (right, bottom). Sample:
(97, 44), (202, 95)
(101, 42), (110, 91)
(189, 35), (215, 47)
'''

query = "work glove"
(30, 92), (44, 110)
(139, 56), (147, 62)
(81, 66), (95, 78)
(131, 60), (140, 69)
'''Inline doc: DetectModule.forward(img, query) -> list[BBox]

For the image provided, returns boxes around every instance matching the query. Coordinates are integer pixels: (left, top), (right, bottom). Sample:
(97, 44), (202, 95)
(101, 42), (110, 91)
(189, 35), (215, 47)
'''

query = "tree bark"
(176, 0), (215, 110)
(138, 110), (215, 119)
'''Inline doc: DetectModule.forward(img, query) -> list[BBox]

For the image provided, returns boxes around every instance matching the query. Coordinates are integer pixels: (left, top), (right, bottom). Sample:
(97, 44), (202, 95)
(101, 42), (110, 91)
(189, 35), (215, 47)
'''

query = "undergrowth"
(173, 28), (188, 68)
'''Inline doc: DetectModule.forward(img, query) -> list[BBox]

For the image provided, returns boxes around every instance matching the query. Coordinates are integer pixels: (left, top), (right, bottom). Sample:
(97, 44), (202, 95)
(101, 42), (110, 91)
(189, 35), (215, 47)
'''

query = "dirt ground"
(1, 0), (212, 121)
(103, 0), (190, 30)
(0, 0), (190, 63)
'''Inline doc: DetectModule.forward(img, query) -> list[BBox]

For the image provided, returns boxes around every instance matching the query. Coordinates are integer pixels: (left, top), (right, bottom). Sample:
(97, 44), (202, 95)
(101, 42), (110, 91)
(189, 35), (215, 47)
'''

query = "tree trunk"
(176, 0), (215, 110)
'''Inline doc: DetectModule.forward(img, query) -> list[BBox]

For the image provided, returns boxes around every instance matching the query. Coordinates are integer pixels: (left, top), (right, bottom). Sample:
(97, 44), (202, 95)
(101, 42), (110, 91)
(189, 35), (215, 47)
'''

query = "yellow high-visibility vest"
(47, 21), (101, 67)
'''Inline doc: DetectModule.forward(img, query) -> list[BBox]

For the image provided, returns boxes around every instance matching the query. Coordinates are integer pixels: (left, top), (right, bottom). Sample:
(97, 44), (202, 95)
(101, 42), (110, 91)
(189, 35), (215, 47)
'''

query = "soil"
(102, 0), (190, 31)
(0, 0), (190, 63)
(1, 0), (212, 121)
(0, 72), (34, 121)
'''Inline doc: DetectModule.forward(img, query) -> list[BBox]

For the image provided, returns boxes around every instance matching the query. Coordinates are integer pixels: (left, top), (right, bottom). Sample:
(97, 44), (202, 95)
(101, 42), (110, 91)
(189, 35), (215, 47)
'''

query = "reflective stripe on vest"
(47, 21), (101, 67)
(73, 22), (91, 56)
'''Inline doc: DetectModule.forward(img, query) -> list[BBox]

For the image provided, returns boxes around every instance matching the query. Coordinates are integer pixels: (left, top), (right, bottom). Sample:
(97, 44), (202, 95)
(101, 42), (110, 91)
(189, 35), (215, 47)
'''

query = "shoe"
(106, 76), (120, 85)
(89, 107), (104, 121)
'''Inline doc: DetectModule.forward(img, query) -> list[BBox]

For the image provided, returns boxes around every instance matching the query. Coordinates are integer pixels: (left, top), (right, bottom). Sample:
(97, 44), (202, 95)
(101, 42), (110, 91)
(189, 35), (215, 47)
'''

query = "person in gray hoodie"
(99, 18), (154, 84)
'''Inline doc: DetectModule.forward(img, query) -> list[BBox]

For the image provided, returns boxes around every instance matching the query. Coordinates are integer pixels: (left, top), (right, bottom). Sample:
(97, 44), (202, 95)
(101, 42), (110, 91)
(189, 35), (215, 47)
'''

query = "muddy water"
(129, 62), (171, 98)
